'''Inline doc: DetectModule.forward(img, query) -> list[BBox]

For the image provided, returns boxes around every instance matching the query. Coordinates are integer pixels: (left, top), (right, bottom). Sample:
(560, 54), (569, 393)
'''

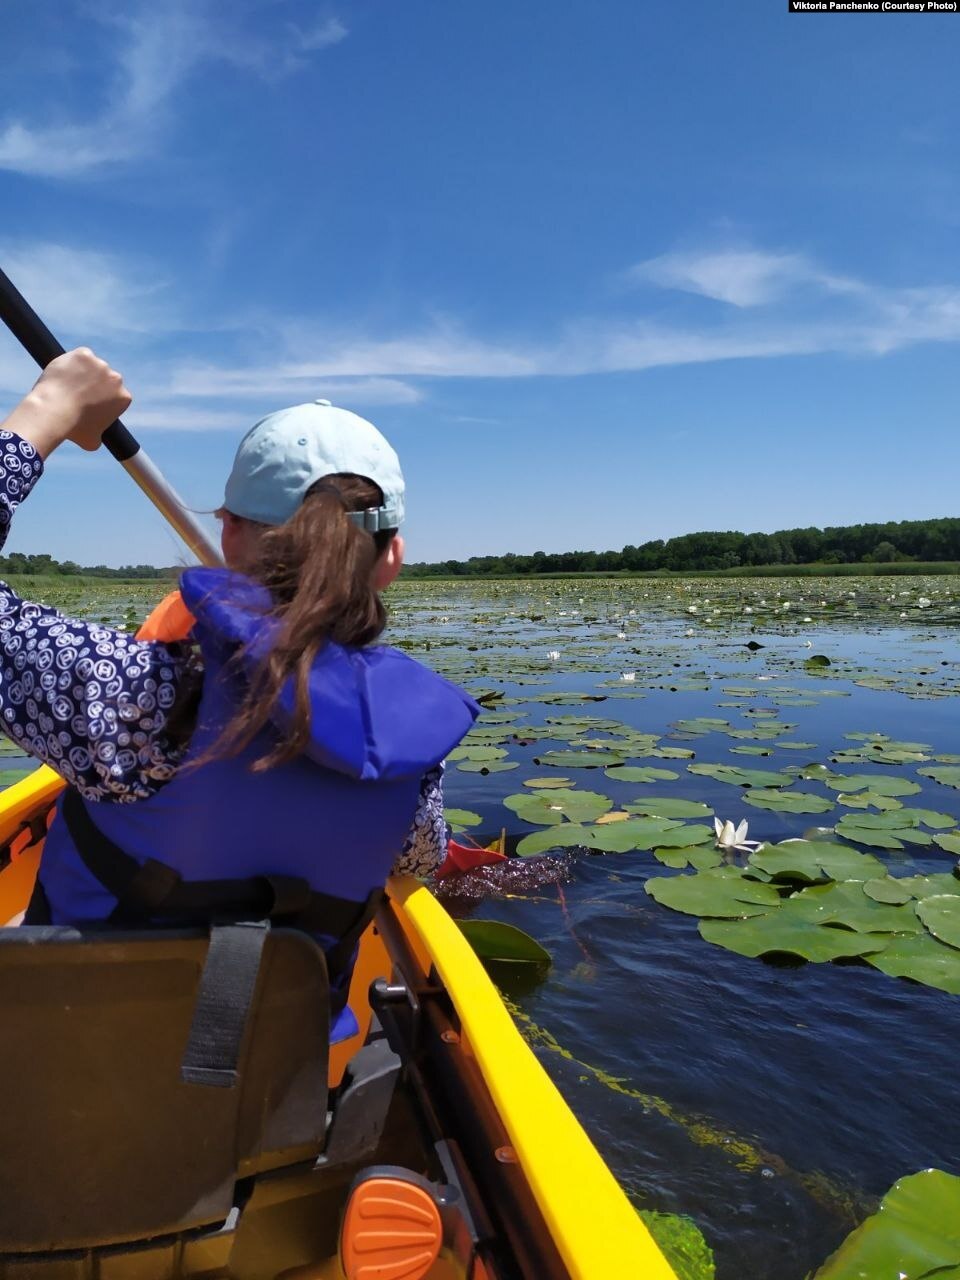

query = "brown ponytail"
(202, 474), (395, 772)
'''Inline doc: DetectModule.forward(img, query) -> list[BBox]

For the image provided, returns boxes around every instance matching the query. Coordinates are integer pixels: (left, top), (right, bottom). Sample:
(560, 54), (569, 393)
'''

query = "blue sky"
(0, 0), (958, 566)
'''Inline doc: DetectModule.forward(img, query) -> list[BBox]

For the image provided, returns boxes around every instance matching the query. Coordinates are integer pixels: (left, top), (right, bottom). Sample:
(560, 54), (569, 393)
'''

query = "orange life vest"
(136, 590), (195, 643)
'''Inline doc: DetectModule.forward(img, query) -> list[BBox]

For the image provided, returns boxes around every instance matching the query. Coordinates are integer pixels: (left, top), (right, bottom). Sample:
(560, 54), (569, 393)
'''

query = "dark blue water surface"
(388, 579), (960, 1280)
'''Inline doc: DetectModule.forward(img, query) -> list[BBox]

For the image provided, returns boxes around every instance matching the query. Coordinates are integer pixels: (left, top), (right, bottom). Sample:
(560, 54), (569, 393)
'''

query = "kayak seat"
(0, 923), (331, 1258)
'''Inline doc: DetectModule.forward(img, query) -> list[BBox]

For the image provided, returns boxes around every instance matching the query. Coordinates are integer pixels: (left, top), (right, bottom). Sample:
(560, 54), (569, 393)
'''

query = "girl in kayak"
(0, 349), (477, 1007)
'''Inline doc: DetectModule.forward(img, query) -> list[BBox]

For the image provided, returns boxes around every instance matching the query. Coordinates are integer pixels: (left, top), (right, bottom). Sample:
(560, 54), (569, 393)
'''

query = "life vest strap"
(58, 787), (383, 988)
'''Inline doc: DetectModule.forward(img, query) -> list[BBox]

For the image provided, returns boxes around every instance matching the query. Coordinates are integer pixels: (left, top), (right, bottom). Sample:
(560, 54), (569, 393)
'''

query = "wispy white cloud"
(122, 407), (244, 433)
(0, 3), (348, 179)
(152, 260), (960, 391)
(161, 368), (424, 407)
(287, 16), (349, 55)
(628, 249), (810, 307)
(0, 241), (174, 337)
(123, 376), (422, 431)
(7, 240), (960, 431)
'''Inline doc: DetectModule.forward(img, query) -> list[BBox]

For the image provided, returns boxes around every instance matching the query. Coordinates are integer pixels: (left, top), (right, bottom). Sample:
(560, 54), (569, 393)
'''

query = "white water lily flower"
(684, 628), (695, 637)
(547, 650), (560, 661)
(687, 605), (698, 613)
(620, 671), (636, 682)
(714, 818), (761, 855)
(743, 606), (753, 614)
(802, 616), (813, 623)
(918, 597), (932, 609)
(616, 631), (627, 640)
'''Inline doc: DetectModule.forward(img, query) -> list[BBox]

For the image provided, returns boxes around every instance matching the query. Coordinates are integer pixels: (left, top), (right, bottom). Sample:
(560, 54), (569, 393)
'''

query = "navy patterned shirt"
(0, 430), (445, 874)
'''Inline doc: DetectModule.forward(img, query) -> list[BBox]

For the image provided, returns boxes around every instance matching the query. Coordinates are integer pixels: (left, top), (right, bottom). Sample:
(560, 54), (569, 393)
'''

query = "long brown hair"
(187, 474), (396, 772)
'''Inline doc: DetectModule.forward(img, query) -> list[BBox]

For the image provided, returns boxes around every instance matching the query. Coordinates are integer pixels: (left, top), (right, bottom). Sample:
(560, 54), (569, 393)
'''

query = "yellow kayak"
(0, 765), (676, 1280)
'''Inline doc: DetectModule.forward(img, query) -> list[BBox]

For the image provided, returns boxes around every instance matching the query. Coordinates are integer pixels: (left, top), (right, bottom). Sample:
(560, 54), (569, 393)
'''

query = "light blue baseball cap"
(223, 399), (405, 530)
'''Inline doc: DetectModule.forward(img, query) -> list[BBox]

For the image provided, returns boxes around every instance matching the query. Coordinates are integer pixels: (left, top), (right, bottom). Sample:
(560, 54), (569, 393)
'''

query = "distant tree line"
(405, 517), (960, 577)
(0, 552), (177, 579)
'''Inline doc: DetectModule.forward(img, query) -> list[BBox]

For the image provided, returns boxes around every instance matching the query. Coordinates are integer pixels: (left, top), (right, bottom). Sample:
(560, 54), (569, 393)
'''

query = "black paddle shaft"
(0, 265), (139, 462)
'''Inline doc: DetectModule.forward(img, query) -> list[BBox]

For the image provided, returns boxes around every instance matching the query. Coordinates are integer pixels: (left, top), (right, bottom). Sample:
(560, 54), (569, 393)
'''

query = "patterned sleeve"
(391, 764), (448, 877)
(0, 431), (185, 802)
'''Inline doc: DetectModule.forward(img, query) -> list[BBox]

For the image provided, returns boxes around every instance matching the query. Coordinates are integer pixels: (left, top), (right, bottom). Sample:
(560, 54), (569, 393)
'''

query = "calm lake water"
(389, 576), (960, 1280)
(5, 573), (960, 1278)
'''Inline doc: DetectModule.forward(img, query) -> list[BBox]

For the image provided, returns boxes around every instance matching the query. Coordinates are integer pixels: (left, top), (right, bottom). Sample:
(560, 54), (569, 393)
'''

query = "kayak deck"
(0, 766), (675, 1279)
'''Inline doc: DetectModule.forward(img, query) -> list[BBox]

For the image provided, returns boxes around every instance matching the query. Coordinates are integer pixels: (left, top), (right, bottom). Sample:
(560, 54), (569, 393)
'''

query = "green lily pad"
(672, 718), (730, 734)
(700, 906), (890, 963)
(837, 791), (904, 812)
(522, 776), (573, 789)
(916, 895), (960, 950)
(867, 931), (960, 995)
(748, 841), (885, 884)
(538, 750), (625, 769)
(824, 774), (922, 797)
(457, 920), (552, 967)
(893, 873), (960, 900)
(811, 1169), (960, 1280)
(503, 789), (612, 826)
(645, 867), (782, 919)
(644, 823), (716, 849)
(795, 763), (835, 781)
(919, 766), (960, 790)
(588, 819), (712, 854)
(515, 825), (594, 857)
(456, 759), (519, 773)
(742, 790), (835, 814)
(788, 881), (922, 934)
(688, 763), (793, 789)
(899, 808), (958, 829)
(730, 746), (773, 757)
(863, 878), (914, 905)
(444, 808), (482, 830)
(836, 813), (933, 851)
(603, 766), (680, 784)
(626, 798), (714, 819)
(933, 832), (960, 857)
(447, 745), (508, 762)
(652, 846), (725, 871)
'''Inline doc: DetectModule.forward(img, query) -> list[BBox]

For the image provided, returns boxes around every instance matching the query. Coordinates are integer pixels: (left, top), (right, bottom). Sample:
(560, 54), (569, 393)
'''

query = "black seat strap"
(59, 788), (372, 935)
(180, 922), (270, 1088)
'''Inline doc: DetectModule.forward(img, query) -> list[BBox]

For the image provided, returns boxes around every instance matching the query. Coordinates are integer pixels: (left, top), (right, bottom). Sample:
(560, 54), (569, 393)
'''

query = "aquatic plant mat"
(7, 574), (960, 1279)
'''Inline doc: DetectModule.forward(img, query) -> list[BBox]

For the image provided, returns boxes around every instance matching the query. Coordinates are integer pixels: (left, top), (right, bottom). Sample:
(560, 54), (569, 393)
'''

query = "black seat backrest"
(0, 925), (330, 1253)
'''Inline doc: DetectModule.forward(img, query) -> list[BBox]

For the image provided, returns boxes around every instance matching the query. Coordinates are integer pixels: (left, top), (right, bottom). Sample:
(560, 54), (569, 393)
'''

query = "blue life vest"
(37, 566), (478, 957)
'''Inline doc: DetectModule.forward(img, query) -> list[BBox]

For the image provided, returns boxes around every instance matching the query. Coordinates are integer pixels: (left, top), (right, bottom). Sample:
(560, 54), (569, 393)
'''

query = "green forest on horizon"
(2, 515), (959, 580)
(405, 516), (960, 578)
